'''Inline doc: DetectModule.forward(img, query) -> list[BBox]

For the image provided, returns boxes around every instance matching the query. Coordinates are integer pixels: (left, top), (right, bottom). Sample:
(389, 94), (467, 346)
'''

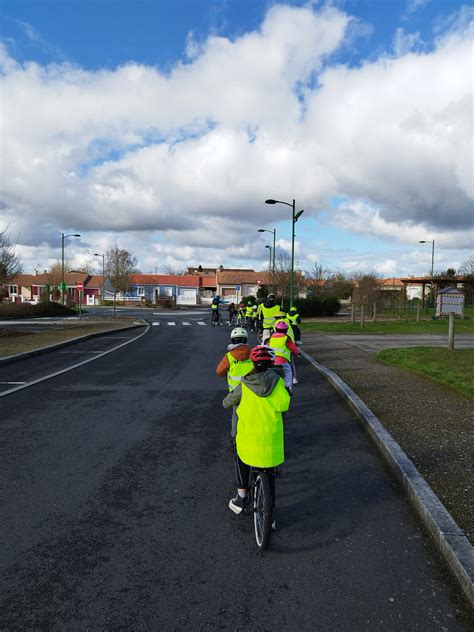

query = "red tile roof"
(128, 274), (200, 287)
(217, 270), (270, 285)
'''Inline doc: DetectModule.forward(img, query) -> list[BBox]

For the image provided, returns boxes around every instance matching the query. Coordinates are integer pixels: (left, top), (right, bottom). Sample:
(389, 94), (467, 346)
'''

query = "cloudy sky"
(0, 0), (472, 277)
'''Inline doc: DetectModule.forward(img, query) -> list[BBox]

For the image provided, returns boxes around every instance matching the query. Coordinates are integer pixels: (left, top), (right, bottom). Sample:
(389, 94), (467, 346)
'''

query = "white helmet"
(231, 327), (248, 341)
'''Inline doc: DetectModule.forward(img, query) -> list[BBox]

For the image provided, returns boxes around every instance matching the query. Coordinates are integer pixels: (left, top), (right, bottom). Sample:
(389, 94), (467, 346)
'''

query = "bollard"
(373, 302), (377, 322)
(416, 303), (420, 322)
(351, 304), (355, 324)
(448, 312), (455, 350)
(360, 305), (365, 328)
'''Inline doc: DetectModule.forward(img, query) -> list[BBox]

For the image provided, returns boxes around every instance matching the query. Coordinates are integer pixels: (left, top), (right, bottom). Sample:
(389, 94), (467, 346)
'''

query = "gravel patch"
(303, 332), (474, 544)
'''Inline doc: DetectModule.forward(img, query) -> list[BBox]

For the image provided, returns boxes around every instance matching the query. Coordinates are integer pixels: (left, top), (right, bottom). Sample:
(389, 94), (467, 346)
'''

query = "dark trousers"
(234, 453), (276, 506)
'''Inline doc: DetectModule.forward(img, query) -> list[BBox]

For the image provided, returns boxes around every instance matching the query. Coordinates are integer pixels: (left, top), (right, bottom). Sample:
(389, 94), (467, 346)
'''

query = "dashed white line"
(182, 322), (191, 326)
(0, 381), (26, 385)
(167, 322), (176, 326)
(152, 322), (160, 326)
(196, 322), (206, 326)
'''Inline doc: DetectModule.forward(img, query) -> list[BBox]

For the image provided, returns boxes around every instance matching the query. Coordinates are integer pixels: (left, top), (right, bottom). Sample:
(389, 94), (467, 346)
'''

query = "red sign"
(76, 282), (84, 290)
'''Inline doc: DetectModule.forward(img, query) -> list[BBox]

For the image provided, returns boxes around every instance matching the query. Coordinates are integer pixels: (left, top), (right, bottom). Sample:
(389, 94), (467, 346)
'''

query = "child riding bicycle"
(216, 327), (253, 441)
(223, 345), (291, 524)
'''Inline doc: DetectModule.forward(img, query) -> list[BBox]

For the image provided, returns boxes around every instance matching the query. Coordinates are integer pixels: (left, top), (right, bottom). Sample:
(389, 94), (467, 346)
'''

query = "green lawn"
(301, 318), (474, 335)
(376, 347), (474, 398)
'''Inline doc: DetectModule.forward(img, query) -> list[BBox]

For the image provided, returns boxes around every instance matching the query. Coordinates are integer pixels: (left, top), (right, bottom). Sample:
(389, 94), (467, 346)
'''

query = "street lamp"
(419, 239), (435, 277)
(258, 228), (276, 273)
(265, 245), (272, 273)
(94, 253), (105, 303)
(265, 199), (304, 308)
(61, 232), (81, 305)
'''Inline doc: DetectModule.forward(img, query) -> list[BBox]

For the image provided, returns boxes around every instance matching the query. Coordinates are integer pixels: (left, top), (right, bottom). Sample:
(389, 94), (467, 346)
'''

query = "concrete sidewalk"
(321, 333), (474, 352)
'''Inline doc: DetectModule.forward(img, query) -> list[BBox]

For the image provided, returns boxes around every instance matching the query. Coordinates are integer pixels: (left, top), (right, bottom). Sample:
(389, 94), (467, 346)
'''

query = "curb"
(0, 322), (147, 367)
(301, 349), (474, 608)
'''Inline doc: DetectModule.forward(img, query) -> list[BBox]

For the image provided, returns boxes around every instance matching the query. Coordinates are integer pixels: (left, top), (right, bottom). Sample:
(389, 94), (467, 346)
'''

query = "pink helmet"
(275, 320), (288, 332)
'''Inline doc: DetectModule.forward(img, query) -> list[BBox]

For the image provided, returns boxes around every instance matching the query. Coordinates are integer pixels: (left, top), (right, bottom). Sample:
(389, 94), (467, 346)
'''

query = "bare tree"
(352, 272), (383, 315)
(0, 227), (23, 283)
(106, 244), (137, 317)
(323, 272), (355, 300)
(164, 264), (185, 275)
(272, 252), (291, 304)
(305, 263), (329, 297)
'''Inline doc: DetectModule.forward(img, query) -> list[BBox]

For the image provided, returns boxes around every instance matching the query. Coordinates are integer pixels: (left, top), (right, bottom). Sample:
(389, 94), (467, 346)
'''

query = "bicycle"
(245, 466), (277, 550)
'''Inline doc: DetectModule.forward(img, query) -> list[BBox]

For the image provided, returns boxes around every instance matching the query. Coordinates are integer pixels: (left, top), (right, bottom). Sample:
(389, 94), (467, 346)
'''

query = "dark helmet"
(267, 293), (276, 300)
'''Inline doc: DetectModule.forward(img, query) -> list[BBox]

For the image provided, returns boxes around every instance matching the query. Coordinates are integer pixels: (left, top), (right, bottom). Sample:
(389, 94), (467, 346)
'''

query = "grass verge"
(376, 347), (474, 398)
(0, 321), (141, 357)
(301, 318), (474, 335)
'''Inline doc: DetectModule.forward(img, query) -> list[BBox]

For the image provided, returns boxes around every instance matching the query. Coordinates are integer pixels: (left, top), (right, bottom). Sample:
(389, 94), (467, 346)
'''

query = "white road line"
(182, 322), (191, 326)
(152, 322), (160, 326)
(0, 381), (26, 385)
(167, 322), (176, 326)
(0, 325), (150, 399)
(196, 321), (207, 326)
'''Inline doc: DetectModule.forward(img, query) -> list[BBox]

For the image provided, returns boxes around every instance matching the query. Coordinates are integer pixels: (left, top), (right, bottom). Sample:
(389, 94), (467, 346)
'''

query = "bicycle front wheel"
(253, 472), (272, 549)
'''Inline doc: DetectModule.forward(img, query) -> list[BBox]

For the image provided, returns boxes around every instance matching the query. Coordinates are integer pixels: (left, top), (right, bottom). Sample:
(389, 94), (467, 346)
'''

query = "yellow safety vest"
(226, 352), (254, 392)
(236, 380), (290, 467)
(245, 306), (253, 317)
(211, 303), (218, 310)
(269, 334), (291, 362)
(261, 304), (281, 328)
(288, 311), (299, 324)
(273, 317), (295, 342)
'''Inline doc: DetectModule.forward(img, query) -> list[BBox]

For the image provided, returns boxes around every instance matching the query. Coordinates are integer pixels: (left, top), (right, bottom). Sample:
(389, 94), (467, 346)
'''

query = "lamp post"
(61, 232), (81, 305)
(94, 253), (105, 304)
(257, 228), (276, 273)
(265, 245), (272, 274)
(265, 199), (304, 308)
(419, 239), (435, 277)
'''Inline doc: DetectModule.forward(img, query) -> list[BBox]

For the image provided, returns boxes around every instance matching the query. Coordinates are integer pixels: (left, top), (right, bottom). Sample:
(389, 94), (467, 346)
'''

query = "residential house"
(126, 274), (200, 305)
(216, 269), (270, 303)
(5, 272), (103, 305)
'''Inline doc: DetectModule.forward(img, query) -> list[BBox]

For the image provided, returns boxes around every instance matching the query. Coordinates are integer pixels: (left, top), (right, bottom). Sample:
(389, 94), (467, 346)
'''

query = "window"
(9, 285), (18, 294)
(137, 286), (145, 296)
(165, 287), (173, 296)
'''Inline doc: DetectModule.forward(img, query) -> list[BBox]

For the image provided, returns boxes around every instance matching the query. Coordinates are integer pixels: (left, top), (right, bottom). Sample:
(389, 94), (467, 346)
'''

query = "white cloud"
(0, 3), (472, 274)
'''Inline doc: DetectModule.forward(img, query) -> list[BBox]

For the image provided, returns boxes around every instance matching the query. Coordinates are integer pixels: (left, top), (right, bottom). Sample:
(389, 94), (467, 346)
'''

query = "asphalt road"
(1, 315), (472, 630)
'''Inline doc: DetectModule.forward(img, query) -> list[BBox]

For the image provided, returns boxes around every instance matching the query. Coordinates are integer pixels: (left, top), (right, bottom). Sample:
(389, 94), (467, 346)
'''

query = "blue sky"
(0, 0), (472, 276)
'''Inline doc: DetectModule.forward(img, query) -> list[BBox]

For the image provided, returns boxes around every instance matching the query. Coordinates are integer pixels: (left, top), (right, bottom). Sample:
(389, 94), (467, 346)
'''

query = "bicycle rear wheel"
(253, 472), (272, 549)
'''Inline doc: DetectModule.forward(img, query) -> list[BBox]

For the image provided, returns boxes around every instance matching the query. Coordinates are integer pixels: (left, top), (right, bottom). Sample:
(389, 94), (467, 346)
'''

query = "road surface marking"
(167, 322), (176, 326)
(0, 325), (150, 399)
(152, 322), (160, 326)
(196, 321), (206, 326)
(182, 322), (191, 326)
(0, 381), (26, 385)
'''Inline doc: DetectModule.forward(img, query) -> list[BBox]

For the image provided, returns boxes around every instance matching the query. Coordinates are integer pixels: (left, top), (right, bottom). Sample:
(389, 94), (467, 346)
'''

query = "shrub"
(294, 296), (341, 317)
(0, 301), (77, 319)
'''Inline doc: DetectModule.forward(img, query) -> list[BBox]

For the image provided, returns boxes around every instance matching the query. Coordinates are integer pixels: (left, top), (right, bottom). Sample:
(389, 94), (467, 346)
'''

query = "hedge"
(294, 296), (341, 317)
(0, 301), (77, 319)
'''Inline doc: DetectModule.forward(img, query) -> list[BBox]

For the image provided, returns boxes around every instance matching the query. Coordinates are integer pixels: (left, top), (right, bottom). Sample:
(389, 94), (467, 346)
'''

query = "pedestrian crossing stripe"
(151, 321), (208, 326)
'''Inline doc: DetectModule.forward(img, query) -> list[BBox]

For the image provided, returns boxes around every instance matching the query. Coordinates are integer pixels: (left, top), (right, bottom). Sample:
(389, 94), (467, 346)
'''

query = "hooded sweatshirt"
(223, 367), (290, 467)
(216, 343), (251, 377)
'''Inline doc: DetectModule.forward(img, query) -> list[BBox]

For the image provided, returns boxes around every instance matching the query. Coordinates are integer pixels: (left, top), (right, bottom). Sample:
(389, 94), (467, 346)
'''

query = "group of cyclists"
(214, 293), (302, 531)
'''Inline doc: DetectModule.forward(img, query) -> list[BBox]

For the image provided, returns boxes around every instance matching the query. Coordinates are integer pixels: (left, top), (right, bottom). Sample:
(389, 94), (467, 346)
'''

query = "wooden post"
(373, 302), (377, 322)
(351, 304), (355, 324)
(448, 312), (455, 350)
(416, 303), (420, 322)
(360, 305), (365, 328)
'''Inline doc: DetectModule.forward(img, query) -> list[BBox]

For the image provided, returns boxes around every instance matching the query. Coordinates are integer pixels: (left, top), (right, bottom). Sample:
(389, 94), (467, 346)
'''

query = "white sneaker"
(292, 377), (298, 385)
